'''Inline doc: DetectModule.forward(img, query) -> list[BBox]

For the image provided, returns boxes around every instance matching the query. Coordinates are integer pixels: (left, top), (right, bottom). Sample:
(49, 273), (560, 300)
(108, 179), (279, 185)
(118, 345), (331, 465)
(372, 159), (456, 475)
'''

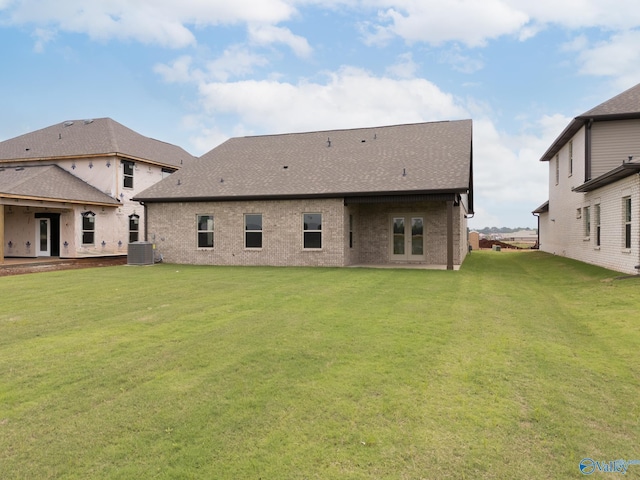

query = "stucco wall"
(2, 157), (168, 258)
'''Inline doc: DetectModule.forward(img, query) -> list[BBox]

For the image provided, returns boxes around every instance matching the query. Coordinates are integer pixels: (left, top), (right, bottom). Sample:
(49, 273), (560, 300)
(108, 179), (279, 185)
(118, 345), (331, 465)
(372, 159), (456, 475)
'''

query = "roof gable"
(135, 120), (473, 202)
(540, 82), (640, 162)
(0, 118), (195, 168)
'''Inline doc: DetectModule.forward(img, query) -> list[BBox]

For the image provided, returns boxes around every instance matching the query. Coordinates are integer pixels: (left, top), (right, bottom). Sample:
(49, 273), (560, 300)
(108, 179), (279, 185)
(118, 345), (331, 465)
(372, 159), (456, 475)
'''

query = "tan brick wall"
(146, 198), (347, 267)
(146, 198), (468, 267)
(352, 201), (467, 266)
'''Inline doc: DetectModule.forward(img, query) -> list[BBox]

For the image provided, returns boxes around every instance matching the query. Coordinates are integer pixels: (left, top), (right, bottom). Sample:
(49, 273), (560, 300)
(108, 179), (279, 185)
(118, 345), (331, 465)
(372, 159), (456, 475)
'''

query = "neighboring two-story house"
(0, 118), (194, 263)
(134, 120), (474, 269)
(534, 83), (640, 274)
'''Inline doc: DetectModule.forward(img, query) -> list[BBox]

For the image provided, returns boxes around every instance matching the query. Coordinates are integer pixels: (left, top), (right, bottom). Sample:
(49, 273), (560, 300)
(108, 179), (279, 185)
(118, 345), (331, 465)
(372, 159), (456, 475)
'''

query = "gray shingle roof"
(135, 120), (473, 201)
(0, 118), (195, 168)
(540, 82), (640, 162)
(580, 82), (640, 118)
(0, 164), (120, 206)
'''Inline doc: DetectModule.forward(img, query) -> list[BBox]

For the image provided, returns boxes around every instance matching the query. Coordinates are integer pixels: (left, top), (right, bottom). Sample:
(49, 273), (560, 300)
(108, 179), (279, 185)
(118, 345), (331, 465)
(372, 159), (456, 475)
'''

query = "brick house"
(534, 83), (640, 274)
(0, 118), (194, 263)
(135, 120), (474, 269)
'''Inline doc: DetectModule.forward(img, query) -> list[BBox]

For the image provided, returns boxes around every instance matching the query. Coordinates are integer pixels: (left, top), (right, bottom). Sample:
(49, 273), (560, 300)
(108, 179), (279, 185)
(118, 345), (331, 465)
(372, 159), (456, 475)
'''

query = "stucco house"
(534, 82), (640, 274)
(134, 120), (474, 269)
(0, 118), (194, 263)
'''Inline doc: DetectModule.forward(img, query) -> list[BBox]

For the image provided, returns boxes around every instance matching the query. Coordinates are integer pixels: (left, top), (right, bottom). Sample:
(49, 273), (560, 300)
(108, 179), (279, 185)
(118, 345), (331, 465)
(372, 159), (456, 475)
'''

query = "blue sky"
(2, 1), (640, 228)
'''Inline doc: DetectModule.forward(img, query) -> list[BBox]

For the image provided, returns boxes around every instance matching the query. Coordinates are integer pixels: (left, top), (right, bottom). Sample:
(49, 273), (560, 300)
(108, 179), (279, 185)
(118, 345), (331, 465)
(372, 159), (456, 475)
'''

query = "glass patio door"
(390, 215), (425, 261)
(37, 218), (50, 256)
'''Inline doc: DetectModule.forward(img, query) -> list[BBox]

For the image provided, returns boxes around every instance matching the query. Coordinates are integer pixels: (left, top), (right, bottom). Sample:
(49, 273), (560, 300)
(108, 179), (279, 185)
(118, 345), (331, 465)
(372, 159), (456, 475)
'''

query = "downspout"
(637, 174), (640, 274)
(140, 201), (147, 241)
(532, 212), (540, 249)
(446, 200), (454, 270)
(0, 204), (4, 264)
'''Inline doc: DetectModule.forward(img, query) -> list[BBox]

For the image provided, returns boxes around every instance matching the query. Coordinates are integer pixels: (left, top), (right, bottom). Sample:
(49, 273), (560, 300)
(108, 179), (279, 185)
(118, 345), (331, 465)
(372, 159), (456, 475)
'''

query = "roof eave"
(134, 187), (471, 204)
(540, 112), (640, 163)
(532, 200), (549, 214)
(573, 163), (640, 192)
(0, 193), (120, 207)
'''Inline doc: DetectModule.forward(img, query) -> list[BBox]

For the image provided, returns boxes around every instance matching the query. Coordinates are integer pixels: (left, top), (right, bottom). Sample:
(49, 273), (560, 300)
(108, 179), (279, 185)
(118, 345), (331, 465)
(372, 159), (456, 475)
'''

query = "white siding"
(540, 122), (640, 274)
(591, 120), (640, 178)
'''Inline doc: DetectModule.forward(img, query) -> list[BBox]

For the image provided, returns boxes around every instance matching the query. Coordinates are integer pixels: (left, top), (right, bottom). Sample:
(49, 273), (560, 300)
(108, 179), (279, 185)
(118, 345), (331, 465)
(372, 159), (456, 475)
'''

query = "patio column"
(446, 200), (454, 270)
(0, 204), (4, 264)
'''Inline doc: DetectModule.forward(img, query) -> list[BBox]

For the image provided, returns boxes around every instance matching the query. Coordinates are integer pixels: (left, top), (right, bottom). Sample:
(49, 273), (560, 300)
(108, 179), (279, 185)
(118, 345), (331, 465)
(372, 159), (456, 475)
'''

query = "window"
(245, 214), (262, 248)
(303, 213), (322, 249)
(129, 214), (140, 243)
(197, 215), (214, 248)
(624, 197), (632, 249)
(123, 160), (134, 188)
(82, 211), (96, 245)
(584, 206), (590, 238)
(594, 205), (601, 247)
(568, 140), (573, 177)
(555, 154), (559, 185)
(349, 214), (353, 249)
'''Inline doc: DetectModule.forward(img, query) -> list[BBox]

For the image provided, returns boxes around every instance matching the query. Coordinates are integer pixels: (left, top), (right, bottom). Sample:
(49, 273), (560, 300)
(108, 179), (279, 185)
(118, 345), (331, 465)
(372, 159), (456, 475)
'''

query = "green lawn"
(1, 251), (640, 479)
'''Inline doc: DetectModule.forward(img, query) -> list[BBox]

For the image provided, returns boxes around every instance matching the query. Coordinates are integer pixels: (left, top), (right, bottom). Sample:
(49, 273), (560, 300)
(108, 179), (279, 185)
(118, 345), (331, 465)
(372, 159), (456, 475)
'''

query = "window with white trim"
(82, 211), (96, 245)
(594, 204), (600, 247)
(303, 213), (322, 249)
(129, 214), (140, 243)
(568, 140), (573, 177)
(584, 206), (590, 238)
(123, 160), (134, 188)
(197, 215), (214, 248)
(624, 197), (632, 249)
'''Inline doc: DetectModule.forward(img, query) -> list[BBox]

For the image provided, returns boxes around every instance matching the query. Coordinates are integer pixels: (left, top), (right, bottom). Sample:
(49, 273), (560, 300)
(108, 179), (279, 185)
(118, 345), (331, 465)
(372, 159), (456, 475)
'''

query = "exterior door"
(390, 215), (425, 262)
(37, 218), (51, 257)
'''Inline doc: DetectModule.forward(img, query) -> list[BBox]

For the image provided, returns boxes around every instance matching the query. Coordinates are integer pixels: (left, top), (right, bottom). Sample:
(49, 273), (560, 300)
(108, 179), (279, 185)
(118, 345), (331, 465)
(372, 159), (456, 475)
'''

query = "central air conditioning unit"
(128, 241), (155, 265)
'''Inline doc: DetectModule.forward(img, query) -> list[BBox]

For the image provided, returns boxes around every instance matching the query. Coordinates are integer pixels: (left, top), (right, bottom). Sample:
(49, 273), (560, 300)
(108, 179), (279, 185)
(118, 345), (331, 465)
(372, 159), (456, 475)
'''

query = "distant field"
(1, 251), (639, 479)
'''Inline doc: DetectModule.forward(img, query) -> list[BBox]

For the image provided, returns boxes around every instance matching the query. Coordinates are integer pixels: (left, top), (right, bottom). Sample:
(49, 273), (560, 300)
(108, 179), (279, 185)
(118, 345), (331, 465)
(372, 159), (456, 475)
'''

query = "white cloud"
(154, 55), (199, 83)
(206, 46), (270, 81)
(155, 47), (270, 84)
(385, 52), (418, 78)
(439, 46), (484, 74)
(6, 0), (640, 55)
(0, 0), (297, 49)
(358, 0), (640, 49)
(248, 24), (313, 58)
(574, 30), (640, 89)
(193, 66), (468, 138)
(469, 113), (569, 227)
(364, 1), (530, 47)
(32, 27), (56, 53)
